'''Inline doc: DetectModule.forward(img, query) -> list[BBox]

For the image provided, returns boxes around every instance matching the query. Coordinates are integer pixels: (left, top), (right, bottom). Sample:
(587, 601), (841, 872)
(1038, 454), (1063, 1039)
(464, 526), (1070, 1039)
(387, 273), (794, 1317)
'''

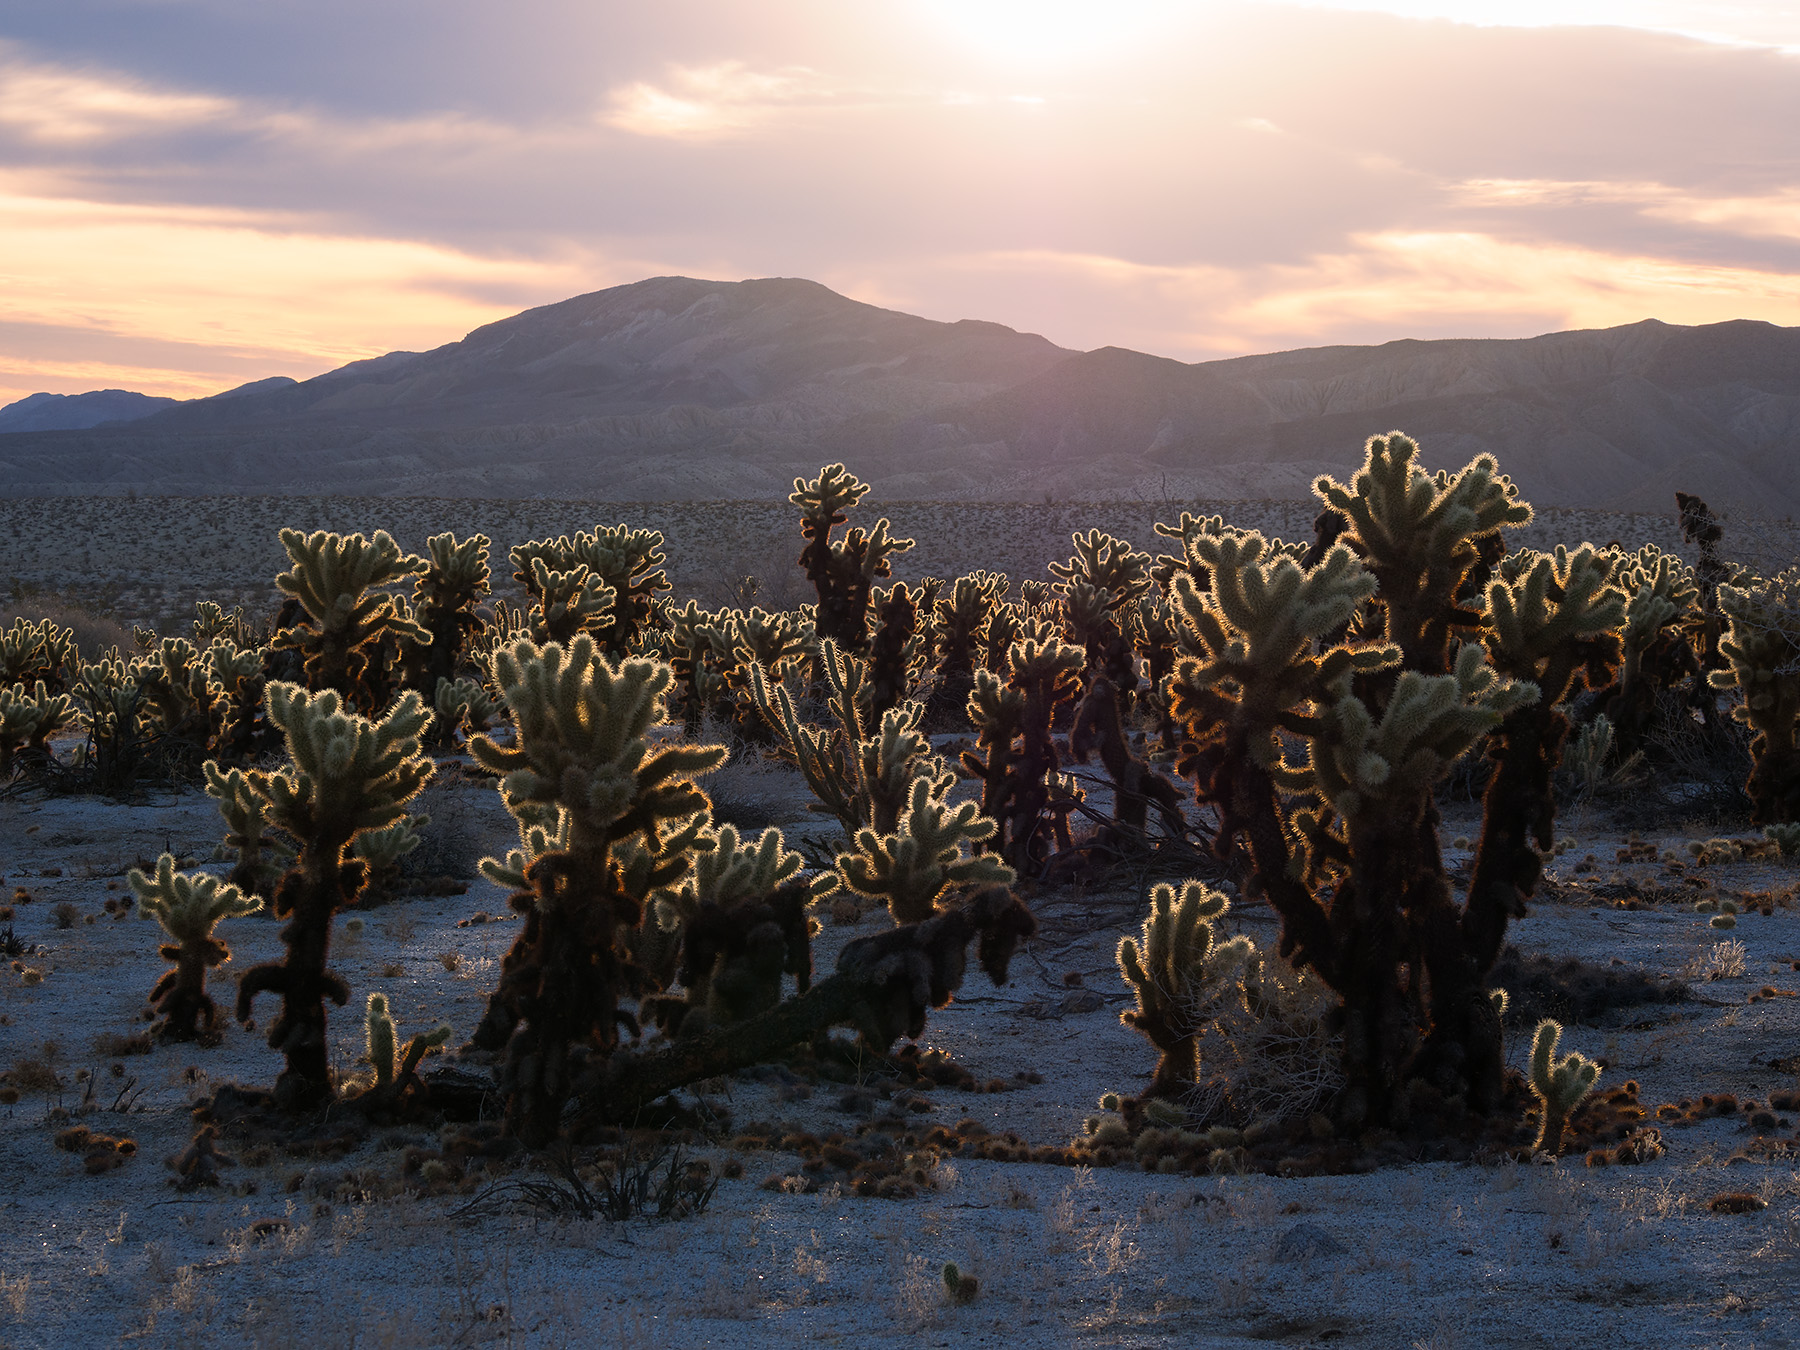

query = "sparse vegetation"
(3, 441), (1797, 1343)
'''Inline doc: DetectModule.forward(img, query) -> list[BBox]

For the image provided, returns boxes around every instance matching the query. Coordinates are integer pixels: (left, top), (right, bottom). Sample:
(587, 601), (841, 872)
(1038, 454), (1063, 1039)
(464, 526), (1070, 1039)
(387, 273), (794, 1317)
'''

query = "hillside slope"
(3, 277), (1793, 515)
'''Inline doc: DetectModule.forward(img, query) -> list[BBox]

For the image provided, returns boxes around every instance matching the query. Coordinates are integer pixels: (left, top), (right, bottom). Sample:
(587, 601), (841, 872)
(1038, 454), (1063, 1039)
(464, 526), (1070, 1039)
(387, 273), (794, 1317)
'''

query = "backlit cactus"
(1528, 1018), (1600, 1156)
(1117, 880), (1254, 1099)
(129, 854), (262, 1042)
(233, 683), (434, 1108)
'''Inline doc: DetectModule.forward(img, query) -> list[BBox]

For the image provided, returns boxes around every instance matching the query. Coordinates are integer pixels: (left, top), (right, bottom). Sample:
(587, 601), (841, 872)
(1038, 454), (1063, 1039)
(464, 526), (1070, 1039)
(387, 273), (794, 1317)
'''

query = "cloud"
(603, 62), (849, 140)
(0, 3), (1798, 404)
(0, 47), (235, 144)
(0, 171), (628, 406)
(859, 229), (1800, 360)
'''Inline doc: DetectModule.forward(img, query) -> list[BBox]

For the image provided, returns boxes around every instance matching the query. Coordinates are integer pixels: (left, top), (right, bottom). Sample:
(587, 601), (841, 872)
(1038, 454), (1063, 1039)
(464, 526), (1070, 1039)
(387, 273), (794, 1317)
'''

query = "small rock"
(1058, 988), (1106, 1015)
(1274, 1222), (1346, 1262)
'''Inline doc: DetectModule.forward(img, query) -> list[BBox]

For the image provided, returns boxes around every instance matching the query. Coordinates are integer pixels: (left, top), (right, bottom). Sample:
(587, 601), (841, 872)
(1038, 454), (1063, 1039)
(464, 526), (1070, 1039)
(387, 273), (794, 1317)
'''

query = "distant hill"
(0, 389), (177, 433)
(2, 276), (1795, 517)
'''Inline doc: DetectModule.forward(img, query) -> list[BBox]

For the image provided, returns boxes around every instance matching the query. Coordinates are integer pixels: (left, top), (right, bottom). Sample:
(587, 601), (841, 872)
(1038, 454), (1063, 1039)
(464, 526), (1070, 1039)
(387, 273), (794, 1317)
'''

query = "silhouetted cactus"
(1170, 434), (1549, 1127)
(403, 532), (490, 694)
(233, 683), (434, 1108)
(646, 823), (832, 1037)
(0, 617), (75, 692)
(1598, 544), (1705, 752)
(433, 675), (502, 747)
(1117, 880), (1254, 1098)
(1529, 1018), (1600, 1156)
(962, 625), (1084, 874)
(1710, 570), (1800, 823)
(468, 636), (721, 1144)
(1052, 529), (1151, 720)
(0, 680), (74, 778)
(752, 640), (939, 838)
(867, 582), (921, 722)
(128, 854), (262, 1042)
(927, 571), (1006, 724)
(791, 464), (913, 653)
(1765, 822), (1800, 857)
(837, 776), (1014, 923)
(204, 761), (288, 896)
(355, 991), (449, 1109)
(272, 529), (428, 709)
(353, 814), (429, 906)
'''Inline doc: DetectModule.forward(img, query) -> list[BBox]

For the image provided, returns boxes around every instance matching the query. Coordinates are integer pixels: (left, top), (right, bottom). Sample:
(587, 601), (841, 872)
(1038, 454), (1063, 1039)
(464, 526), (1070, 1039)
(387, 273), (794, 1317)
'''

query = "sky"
(0, 0), (1797, 407)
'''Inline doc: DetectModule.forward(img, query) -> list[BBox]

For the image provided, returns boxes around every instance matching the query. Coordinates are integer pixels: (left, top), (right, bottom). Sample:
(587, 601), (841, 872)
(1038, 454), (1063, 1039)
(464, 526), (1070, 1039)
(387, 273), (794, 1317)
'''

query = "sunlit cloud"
(1280, 1), (1800, 51)
(0, 48), (235, 144)
(603, 62), (846, 140)
(876, 230), (1800, 360)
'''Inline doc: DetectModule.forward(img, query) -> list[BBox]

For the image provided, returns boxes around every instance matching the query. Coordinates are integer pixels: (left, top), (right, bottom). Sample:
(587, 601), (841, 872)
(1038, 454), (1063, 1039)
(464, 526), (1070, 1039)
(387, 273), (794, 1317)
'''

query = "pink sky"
(1, 1), (1797, 407)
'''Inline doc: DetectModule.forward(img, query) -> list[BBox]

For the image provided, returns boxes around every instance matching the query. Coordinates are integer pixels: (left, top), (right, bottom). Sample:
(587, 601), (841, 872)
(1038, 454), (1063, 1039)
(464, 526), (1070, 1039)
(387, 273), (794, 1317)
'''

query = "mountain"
(1, 276), (1796, 516)
(0, 389), (178, 433)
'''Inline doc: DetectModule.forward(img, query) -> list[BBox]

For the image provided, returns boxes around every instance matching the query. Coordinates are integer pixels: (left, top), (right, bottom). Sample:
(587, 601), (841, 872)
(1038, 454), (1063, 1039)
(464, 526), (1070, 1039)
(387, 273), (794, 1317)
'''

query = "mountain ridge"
(4, 277), (1795, 516)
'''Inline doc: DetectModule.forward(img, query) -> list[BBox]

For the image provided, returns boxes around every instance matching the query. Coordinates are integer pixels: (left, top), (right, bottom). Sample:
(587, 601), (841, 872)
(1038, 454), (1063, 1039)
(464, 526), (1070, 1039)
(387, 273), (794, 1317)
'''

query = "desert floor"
(3, 757), (1800, 1349)
(3, 493), (1799, 1347)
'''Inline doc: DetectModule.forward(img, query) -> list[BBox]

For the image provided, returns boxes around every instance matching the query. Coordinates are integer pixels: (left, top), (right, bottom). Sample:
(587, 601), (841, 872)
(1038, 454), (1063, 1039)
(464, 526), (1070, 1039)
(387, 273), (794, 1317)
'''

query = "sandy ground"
(2, 753), (1800, 1350)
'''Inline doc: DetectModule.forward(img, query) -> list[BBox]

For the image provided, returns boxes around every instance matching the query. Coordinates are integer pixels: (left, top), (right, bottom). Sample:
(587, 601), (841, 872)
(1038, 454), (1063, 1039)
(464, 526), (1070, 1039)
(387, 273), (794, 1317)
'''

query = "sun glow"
(917, 0), (1185, 64)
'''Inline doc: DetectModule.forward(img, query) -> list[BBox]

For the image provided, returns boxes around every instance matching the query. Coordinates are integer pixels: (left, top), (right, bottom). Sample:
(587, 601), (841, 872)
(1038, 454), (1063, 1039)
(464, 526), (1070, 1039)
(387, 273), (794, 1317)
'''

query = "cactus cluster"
(28, 439), (1777, 1168)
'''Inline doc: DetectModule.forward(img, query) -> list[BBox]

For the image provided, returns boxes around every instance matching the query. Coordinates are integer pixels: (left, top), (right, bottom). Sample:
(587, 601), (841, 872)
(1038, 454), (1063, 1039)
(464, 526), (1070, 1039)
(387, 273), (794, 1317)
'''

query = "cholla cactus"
(272, 529), (428, 707)
(1168, 435), (1562, 1128)
(433, 675), (502, 746)
(1529, 1018), (1600, 1156)
(1563, 716), (1614, 796)
(0, 680), (75, 777)
(132, 636), (215, 745)
(192, 600), (256, 651)
(404, 532), (490, 692)
(1053, 530), (1151, 725)
(0, 617), (75, 691)
(128, 854), (262, 1042)
(837, 776), (1015, 923)
(204, 761), (288, 896)
(468, 635), (722, 1143)
(206, 640), (270, 763)
(648, 823), (835, 1036)
(1118, 881), (1255, 1099)
(353, 814), (429, 905)
(73, 655), (146, 791)
(1765, 822), (1800, 857)
(520, 555), (616, 645)
(233, 683), (434, 1108)
(360, 991), (449, 1104)
(1709, 570), (1800, 823)
(791, 464), (914, 652)
(1308, 644), (1537, 822)
(928, 571), (1006, 723)
(1315, 432), (1531, 673)
(962, 629), (1084, 873)
(867, 582), (921, 721)
(511, 525), (667, 656)
(1600, 544), (1704, 752)
(752, 640), (941, 837)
